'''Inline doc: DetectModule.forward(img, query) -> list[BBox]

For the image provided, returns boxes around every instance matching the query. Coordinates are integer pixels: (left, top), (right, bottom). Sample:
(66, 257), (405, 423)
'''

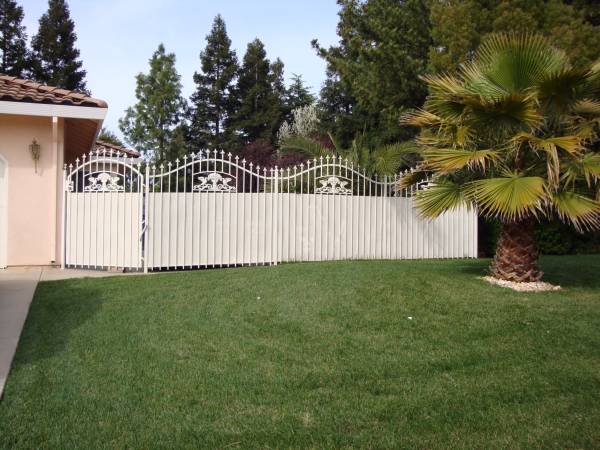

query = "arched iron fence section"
(62, 148), (477, 272)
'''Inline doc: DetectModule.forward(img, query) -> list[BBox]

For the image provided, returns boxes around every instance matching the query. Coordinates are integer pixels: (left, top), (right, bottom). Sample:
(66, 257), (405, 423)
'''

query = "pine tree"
(30, 0), (87, 91)
(234, 39), (283, 144)
(318, 66), (369, 147)
(0, 0), (28, 77)
(286, 73), (315, 112)
(314, 0), (431, 146)
(119, 44), (186, 164)
(188, 15), (239, 152)
(269, 57), (287, 139)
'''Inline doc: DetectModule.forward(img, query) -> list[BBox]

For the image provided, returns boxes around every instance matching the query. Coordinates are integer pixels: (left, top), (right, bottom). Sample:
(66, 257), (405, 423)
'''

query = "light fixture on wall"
(29, 139), (41, 173)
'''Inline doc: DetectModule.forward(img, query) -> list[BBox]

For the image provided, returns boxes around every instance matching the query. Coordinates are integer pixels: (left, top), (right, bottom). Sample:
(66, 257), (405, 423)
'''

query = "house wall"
(0, 114), (64, 266)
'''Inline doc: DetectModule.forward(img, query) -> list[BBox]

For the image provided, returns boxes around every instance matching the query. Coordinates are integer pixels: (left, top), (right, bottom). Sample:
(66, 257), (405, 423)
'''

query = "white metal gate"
(62, 149), (144, 270)
(63, 147), (477, 272)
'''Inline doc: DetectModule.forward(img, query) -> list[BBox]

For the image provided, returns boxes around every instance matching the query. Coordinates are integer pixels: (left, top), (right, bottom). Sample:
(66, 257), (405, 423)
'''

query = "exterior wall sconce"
(29, 139), (41, 173)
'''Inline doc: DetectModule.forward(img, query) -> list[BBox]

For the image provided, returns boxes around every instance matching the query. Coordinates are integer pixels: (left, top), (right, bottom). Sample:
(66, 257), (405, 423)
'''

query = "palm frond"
(550, 191), (600, 231)
(463, 92), (542, 133)
(279, 136), (331, 159)
(370, 142), (419, 176)
(513, 133), (583, 188)
(465, 174), (547, 221)
(537, 67), (592, 118)
(475, 33), (569, 92)
(400, 109), (444, 128)
(423, 148), (499, 173)
(395, 168), (428, 191)
(414, 180), (468, 218)
(572, 99), (600, 116)
(422, 73), (466, 96)
(562, 153), (600, 187)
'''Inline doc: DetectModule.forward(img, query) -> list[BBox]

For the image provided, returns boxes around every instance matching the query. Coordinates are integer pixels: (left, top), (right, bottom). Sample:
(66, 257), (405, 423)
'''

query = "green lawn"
(1, 256), (600, 449)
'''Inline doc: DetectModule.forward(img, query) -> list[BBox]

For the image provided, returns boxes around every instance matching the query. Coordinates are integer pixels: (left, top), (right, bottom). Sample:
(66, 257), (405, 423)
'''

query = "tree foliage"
(98, 128), (124, 147)
(187, 15), (239, 152)
(233, 38), (285, 144)
(0, 0), (28, 77)
(30, 0), (87, 92)
(314, 0), (431, 147)
(429, 0), (600, 73)
(119, 44), (186, 165)
(286, 74), (315, 113)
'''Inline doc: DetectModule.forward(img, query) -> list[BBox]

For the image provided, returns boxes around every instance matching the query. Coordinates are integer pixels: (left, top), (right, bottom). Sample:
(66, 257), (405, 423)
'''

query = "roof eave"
(0, 100), (107, 120)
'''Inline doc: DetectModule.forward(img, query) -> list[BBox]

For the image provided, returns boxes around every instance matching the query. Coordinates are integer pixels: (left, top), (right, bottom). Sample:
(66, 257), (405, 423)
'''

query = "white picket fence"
(62, 146), (477, 272)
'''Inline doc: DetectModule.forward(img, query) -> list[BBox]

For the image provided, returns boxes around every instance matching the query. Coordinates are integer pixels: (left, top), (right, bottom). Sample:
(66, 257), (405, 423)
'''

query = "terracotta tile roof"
(95, 140), (140, 158)
(0, 74), (107, 108)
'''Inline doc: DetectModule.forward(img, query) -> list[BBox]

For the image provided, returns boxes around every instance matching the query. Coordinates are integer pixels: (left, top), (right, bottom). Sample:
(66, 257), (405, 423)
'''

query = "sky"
(19, 0), (341, 138)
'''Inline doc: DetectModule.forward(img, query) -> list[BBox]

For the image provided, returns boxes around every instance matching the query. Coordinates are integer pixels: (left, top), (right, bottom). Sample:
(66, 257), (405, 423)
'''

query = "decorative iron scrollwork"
(314, 176), (352, 195)
(84, 172), (124, 192)
(193, 172), (236, 192)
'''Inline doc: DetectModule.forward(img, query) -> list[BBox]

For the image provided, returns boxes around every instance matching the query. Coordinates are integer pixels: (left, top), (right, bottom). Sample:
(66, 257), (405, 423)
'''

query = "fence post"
(60, 165), (67, 269)
(143, 164), (150, 273)
(273, 168), (279, 266)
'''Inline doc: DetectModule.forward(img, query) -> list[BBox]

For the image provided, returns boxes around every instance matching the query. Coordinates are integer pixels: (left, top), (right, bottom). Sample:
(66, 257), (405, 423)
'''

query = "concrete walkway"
(0, 267), (136, 398)
(0, 267), (41, 398)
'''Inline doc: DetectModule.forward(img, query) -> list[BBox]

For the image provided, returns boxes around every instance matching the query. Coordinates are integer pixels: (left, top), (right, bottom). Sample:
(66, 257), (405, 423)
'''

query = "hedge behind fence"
(478, 219), (600, 257)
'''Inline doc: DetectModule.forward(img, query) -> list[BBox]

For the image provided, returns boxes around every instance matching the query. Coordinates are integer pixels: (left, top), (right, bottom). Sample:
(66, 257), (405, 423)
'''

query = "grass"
(1, 256), (600, 449)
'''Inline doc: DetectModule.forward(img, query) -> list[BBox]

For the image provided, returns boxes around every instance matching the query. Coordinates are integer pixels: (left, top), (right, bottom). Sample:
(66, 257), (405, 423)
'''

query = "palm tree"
(279, 132), (418, 176)
(400, 33), (600, 282)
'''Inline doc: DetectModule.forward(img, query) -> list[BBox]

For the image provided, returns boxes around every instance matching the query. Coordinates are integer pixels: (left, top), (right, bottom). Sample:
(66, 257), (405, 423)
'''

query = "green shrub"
(478, 219), (600, 256)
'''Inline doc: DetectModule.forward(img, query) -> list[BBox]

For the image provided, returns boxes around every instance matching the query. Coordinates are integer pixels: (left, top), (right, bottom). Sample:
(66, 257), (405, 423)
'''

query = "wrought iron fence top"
(65, 148), (426, 196)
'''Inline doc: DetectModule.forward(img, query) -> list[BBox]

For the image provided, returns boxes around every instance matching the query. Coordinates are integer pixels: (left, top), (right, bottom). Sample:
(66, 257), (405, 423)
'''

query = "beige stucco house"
(0, 75), (137, 268)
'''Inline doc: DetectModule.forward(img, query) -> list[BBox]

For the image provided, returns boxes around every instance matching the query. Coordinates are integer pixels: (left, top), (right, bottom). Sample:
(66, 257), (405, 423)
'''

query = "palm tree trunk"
(489, 218), (543, 282)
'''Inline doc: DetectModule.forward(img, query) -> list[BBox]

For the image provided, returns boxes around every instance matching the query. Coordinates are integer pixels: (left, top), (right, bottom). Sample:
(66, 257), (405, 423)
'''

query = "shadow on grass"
(10, 281), (104, 368)
(447, 255), (600, 289)
(540, 255), (600, 289)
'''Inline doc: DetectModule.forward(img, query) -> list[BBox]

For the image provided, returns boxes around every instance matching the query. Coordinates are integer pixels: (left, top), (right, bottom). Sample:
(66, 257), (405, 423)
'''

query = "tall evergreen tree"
(286, 73), (315, 111)
(30, 0), (86, 91)
(234, 38), (283, 144)
(268, 56), (287, 139)
(119, 44), (186, 164)
(0, 0), (28, 77)
(314, 0), (431, 147)
(187, 15), (239, 152)
(317, 65), (369, 147)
